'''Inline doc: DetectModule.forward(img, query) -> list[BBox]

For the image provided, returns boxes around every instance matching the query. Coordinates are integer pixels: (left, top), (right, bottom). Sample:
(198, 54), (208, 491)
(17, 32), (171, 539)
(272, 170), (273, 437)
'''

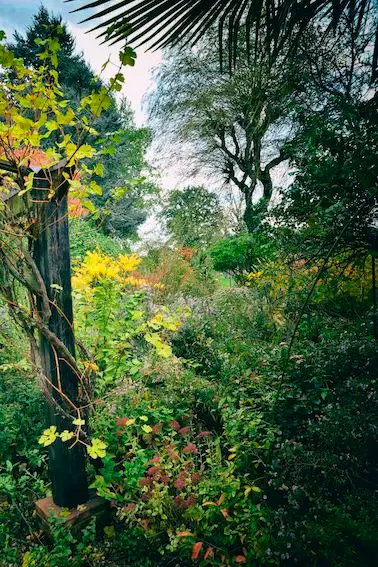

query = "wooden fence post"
(32, 164), (89, 508)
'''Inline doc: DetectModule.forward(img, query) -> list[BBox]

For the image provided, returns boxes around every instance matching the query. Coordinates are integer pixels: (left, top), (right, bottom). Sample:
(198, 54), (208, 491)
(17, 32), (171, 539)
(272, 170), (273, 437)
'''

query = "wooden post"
(32, 164), (89, 508)
(373, 255), (377, 341)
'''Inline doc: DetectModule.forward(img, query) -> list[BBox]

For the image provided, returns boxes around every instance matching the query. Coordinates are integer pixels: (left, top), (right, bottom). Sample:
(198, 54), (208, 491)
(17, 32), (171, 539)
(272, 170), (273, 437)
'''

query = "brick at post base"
(35, 494), (109, 537)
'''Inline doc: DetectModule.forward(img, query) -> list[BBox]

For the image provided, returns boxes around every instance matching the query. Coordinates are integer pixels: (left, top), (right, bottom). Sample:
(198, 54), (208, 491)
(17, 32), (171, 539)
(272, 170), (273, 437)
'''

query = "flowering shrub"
(72, 251), (189, 394)
(72, 251), (159, 291)
(91, 408), (269, 565)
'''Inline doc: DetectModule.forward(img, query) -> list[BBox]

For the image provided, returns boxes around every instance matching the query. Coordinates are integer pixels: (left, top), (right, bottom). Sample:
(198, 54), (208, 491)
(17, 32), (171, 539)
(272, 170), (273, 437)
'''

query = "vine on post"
(0, 28), (136, 506)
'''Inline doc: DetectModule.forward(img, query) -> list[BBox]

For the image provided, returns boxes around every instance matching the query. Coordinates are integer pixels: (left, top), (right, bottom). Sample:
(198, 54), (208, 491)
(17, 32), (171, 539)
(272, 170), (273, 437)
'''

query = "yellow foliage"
(72, 251), (158, 291)
(38, 426), (58, 447)
(119, 254), (141, 272)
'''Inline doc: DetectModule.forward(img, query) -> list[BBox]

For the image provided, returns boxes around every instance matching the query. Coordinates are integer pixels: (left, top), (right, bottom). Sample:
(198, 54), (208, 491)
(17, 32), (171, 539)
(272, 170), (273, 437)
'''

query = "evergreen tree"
(9, 6), (158, 241)
(9, 6), (97, 100)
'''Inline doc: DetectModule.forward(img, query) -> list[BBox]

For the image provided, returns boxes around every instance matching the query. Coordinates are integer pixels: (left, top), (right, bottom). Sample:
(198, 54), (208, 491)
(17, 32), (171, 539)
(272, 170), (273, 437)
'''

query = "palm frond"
(67, 0), (378, 77)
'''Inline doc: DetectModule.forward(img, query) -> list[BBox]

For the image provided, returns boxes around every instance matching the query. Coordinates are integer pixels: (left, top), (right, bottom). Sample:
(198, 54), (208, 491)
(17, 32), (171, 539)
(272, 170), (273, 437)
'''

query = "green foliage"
(1, 6), (378, 566)
(70, 218), (125, 263)
(8, 7), (156, 241)
(277, 95), (378, 258)
(162, 186), (224, 247)
(210, 233), (275, 280)
(274, 15), (377, 259)
(9, 7), (83, 85)
(0, 367), (47, 565)
(95, 99), (159, 240)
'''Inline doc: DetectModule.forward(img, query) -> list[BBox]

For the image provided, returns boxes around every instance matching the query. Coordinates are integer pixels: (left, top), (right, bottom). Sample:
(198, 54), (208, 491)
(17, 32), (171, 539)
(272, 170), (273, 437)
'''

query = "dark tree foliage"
(274, 13), (378, 260)
(210, 232), (274, 277)
(9, 6), (99, 99)
(278, 96), (378, 258)
(95, 100), (157, 239)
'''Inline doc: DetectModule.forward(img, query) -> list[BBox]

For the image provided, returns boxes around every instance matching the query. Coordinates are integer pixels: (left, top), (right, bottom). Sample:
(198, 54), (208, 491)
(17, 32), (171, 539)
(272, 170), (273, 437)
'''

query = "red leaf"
(191, 541), (203, 560)
(235, 555), (247, 563)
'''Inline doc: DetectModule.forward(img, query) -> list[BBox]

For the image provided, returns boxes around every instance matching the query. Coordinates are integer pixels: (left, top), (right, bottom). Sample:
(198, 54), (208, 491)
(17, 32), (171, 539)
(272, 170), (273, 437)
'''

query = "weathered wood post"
(32, 163), (89, 508)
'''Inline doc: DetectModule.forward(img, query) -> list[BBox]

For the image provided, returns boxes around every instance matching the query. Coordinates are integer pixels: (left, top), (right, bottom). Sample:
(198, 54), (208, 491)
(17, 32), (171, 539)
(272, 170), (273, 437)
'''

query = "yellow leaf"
(38, 426), (58, 447)
(177, 531), (194, 538)
(87, 438), (107, 459)
(60, 430), (75, 442)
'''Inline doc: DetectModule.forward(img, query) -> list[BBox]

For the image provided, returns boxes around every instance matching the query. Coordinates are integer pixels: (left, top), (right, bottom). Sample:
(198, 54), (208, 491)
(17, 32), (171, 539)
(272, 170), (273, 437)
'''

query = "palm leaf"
(67, 0), (377, 77)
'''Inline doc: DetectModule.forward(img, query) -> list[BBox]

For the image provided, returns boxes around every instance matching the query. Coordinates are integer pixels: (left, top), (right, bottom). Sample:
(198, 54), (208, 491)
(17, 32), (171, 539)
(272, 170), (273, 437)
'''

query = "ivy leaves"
(87, 439), (107, 459)
(119, 46), (136, 67)
(38, 423), (108, 460)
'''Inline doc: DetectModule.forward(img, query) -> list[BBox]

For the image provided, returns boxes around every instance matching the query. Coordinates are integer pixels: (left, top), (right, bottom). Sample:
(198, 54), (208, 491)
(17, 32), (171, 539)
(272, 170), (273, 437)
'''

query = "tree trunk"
(243, 188), (255, 232)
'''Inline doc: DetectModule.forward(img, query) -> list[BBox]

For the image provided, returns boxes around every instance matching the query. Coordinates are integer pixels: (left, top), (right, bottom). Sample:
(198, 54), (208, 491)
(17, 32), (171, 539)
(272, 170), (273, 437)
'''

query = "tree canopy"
(149, 31), (302, 232)
(162, 186), (224, 247)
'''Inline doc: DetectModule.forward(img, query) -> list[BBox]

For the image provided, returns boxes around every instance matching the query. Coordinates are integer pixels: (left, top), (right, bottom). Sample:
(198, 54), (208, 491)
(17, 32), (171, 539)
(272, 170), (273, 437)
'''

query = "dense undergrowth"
(1, 236), (377, 567)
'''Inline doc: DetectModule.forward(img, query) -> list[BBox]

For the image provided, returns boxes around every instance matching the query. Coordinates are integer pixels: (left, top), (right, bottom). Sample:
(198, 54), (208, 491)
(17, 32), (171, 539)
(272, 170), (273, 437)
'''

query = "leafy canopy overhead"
(69, 0), (378, 77)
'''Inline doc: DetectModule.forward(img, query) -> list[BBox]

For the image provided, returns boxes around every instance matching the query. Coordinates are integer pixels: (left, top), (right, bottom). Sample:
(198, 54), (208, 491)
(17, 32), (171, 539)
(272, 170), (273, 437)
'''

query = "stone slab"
(35, 494), (109, 536)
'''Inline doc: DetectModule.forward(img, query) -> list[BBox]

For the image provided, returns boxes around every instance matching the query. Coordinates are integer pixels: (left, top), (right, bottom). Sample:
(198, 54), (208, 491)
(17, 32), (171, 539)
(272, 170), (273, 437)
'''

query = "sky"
(0, 0), (163, 125)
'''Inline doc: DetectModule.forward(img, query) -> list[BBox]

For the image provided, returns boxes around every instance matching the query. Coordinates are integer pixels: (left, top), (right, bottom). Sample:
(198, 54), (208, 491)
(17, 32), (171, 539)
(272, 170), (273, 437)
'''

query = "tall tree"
(96, 99), (158, 239)
(9, 6), (99, 100)
(149, 32), (300, 231)
(275, 12), (378, 259)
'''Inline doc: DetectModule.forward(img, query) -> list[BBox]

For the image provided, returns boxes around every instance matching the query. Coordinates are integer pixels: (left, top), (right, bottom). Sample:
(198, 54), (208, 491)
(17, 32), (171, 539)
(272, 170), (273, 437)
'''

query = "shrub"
(210, 233), (275, 281)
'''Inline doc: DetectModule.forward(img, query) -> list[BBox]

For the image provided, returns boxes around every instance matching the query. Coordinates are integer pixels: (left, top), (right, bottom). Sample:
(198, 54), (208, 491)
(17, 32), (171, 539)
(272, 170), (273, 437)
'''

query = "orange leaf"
(192, 542), (203, 560)
(221, 508), (230, 519)
(177, 531), (194, 538)
(204, 546), (214, 560)
(217, 493), (226, 506)
(235, 555), (247, 563)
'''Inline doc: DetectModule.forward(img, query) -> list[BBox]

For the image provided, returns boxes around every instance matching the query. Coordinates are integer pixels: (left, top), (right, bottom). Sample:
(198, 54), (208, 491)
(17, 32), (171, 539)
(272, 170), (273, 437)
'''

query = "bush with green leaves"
(70, 218), (126, 263)
(210, 233), (276, 282)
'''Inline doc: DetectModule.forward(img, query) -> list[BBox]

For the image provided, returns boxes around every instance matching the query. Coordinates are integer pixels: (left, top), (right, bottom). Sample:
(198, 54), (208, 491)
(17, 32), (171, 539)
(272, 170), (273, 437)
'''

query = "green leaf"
(87, 438), (107, 459)
(81, 199), (97, 214)
(119, 46), (137, 67)
(90, 180), (103, 195)
(93, 163), (105, 177)
(145, 332), (172, 358)
(60, 430), (75, 442)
